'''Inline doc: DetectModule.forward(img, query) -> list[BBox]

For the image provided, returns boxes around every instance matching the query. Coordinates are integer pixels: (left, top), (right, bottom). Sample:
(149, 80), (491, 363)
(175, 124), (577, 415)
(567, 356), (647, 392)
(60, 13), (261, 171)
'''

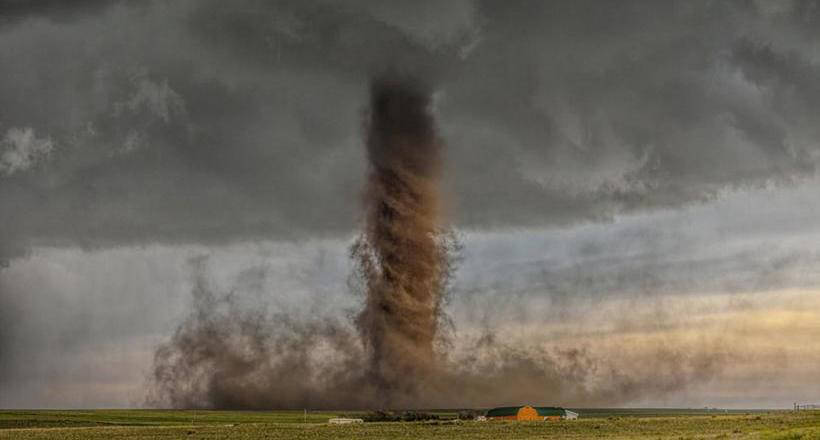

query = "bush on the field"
(363, 410), (439, 422)
(400, 411), (438, 422)
(457, 410), (482, 420)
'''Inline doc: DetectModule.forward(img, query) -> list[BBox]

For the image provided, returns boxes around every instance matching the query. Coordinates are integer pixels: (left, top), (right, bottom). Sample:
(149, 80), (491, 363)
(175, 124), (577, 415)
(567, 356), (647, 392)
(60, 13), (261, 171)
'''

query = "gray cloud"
(2, 1), (820, 261)
(0, 0), (128, 26)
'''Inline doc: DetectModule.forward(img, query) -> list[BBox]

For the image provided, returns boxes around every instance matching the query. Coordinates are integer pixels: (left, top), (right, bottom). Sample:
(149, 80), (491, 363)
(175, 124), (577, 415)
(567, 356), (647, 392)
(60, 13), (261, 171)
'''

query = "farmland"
(0, 409), (818, 439)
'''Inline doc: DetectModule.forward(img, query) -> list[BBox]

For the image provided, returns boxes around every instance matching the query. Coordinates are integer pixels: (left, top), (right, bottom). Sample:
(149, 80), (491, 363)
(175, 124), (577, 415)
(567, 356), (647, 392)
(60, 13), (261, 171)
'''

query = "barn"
(485, 405), (578, 421)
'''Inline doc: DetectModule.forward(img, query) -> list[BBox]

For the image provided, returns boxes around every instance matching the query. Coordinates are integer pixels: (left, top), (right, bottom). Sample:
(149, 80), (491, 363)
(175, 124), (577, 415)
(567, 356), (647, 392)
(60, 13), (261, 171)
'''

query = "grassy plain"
(0, 409), (817, 439)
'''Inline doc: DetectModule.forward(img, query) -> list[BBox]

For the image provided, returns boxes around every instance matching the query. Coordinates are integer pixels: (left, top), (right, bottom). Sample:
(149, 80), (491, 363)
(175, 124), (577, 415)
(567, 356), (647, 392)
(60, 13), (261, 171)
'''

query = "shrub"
(457, 410), (482, 420)
(362, 410), (440, 422)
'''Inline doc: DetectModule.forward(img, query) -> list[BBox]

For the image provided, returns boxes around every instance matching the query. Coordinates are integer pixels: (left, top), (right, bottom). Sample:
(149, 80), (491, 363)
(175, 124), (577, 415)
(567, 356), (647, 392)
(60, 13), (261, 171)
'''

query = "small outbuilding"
(485, 406), (578, 421)
(328, 418), (364, 424)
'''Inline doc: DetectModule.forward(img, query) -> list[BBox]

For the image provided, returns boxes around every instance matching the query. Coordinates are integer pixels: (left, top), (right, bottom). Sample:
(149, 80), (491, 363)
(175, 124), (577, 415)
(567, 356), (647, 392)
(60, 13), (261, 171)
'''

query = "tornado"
(148, 76), (731, 410)
(353, 75), (448, 403)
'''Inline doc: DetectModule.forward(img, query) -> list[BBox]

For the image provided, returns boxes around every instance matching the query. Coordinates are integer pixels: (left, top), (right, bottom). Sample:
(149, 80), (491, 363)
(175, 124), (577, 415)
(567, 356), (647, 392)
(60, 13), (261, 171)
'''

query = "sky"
(1, 0), (820, 409)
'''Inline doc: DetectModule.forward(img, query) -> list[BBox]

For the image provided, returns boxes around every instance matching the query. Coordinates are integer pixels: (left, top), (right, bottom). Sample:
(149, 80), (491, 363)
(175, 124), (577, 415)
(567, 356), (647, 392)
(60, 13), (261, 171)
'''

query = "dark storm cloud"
(2, 0), (820, 260)
(0, 0), (126, 26)
(441, 0), (820, 225)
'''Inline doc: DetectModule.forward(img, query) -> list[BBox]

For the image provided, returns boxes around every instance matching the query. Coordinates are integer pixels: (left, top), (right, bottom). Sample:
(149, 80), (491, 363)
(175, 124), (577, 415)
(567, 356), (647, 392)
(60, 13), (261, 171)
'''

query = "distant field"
(0, 409), (818, 439)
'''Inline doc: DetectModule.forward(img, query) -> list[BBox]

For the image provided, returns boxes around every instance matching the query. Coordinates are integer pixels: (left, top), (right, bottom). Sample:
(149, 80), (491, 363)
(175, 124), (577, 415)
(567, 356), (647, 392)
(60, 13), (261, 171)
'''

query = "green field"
(0, 409), (818, 439)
